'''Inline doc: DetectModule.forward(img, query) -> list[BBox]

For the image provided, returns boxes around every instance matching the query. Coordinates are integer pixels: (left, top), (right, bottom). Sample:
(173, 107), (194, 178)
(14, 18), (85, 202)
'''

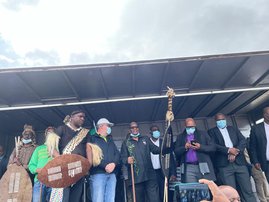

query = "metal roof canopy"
(1, 51), (269, 135)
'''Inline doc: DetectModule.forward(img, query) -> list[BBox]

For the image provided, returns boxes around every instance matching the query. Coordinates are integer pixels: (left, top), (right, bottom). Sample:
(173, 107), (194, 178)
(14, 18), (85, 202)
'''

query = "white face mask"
(22, 139), (32, 144)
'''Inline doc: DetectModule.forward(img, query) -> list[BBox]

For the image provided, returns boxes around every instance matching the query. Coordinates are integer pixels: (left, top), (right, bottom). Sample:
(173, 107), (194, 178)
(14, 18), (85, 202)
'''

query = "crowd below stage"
(1, 107), (269, 202)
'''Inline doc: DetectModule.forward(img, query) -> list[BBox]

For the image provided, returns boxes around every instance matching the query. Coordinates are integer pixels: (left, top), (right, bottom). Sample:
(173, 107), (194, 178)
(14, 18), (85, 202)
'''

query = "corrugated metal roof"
(0, 51), (269, 135)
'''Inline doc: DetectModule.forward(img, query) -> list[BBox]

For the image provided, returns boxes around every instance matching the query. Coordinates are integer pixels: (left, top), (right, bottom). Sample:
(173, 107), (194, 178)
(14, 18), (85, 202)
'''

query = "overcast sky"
(0, 0), (269, 68)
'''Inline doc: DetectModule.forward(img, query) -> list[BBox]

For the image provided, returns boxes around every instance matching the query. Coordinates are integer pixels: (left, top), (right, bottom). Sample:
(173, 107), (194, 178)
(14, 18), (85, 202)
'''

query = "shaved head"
(185, 118), (196, 127)
(219, 185), (240, 202)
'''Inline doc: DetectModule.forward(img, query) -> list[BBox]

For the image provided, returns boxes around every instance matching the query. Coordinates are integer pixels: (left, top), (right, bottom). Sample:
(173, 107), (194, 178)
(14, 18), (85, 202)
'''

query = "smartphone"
(190, 140), (197, 146)
(175, 182), (212, 202)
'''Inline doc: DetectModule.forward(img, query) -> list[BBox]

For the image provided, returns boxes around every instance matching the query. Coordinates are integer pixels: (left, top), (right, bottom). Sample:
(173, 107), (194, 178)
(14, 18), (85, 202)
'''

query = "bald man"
(219, 185), (240, 202)
(174, 118), (216, 183)
(208, 113), (256, 202)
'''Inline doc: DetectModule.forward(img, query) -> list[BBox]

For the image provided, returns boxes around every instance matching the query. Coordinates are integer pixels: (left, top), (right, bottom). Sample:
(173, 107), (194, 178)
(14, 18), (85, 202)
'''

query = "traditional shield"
(38, 154), (90, 188)
(0, 164), (32, 202)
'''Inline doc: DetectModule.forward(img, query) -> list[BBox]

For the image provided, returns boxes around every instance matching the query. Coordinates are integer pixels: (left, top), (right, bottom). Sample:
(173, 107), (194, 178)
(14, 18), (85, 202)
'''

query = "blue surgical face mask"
(152, 131), (160, 139)
(130, 133), (140, 137)
(107, 127), (112, 135)
(216, 120), (227, 129)
(22, 139), (32, 144)
(186, 127), (195, 135)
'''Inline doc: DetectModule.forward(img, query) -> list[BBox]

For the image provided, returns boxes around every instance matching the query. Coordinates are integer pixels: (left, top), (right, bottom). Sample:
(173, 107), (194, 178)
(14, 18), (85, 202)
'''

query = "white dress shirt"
(218, 127), (233, 148)
(264, 122), (269, 161)
(150, 138), (161, 169)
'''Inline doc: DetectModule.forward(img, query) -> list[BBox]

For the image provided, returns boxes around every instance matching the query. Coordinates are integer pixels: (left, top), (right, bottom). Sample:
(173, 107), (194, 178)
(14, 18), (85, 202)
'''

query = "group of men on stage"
(1, 107), (269, 202)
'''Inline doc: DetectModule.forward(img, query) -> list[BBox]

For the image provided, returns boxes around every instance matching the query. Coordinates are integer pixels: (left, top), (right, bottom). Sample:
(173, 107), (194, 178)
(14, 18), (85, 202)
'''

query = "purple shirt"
(186, 134), (198, 163)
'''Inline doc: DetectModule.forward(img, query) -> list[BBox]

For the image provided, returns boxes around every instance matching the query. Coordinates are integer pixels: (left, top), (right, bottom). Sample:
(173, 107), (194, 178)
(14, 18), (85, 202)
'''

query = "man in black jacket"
(88, 118), (120, 202)
(174, 118), (216, 183)
(149, 125), (177, 202)
(121, 122), (164, 202)
(249, 106), (269, 182)
(208, 113), (256, 202)
(0, 145), (8, 179)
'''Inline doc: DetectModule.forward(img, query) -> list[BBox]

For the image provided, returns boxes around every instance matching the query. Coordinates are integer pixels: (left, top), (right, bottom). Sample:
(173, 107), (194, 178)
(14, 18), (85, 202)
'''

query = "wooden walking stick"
(130, 163), (136, 202)
(161, 87), (175, 202)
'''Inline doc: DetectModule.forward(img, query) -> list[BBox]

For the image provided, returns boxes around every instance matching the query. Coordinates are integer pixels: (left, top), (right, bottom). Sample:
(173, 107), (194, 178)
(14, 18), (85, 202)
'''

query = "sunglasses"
(130, 126), (138, 129)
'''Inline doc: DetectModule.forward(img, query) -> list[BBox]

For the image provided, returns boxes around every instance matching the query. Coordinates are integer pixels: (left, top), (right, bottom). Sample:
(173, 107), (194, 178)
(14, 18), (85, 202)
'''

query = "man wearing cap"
(174, 118), (216, 183)
(121, 122), (169, 202)
(53, 110), (92, 202)
(88, 118), (120, 202)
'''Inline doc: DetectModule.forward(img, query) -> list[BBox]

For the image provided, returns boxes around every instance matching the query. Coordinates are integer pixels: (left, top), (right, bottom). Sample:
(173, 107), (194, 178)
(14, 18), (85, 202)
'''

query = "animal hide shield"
(0, 164), (32, 202)
(38, 154), (90, 188)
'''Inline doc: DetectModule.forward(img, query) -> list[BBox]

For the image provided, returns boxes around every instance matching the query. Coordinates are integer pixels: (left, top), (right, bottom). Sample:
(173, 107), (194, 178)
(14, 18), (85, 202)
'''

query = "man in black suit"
(175, 118), (216, 183)
(249, 106), (269, 182)
(208, 113), (256, 202)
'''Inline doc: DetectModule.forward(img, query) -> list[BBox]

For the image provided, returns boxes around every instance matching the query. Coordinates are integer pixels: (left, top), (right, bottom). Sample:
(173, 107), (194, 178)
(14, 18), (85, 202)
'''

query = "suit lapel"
(259, 123), (267, 143)
(214, 127), (226, 145)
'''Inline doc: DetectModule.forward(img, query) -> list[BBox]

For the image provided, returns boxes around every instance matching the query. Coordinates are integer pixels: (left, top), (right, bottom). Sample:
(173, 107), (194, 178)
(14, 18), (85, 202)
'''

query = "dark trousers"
(219, 163), (257, 202)
(155, 169), (165, 202)
(129, 179), (160, 202)
(63, 178), (84, 202)
(265, 162), (269, 183)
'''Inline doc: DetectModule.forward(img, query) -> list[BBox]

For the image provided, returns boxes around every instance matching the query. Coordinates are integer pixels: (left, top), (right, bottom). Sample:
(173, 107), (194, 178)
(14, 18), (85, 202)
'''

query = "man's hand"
(228, 148), (239, 156)
(105, 163), (116, 173)
(169, 175), (177, 182)
(191, 143), (201, 150)
(128, 157), (134, 164)
(228, 154), (236, 163)
(254, 163), (261, 170)
(199, 179), (229, 202)
(185, 142), (191, 150)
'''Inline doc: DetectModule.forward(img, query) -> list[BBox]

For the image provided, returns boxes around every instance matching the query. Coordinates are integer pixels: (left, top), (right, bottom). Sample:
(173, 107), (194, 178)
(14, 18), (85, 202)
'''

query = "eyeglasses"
(130, 126), (138, 129)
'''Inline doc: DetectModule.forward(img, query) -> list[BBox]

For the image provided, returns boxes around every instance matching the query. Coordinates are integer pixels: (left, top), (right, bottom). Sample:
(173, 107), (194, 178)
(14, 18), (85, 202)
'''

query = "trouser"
(32, 180), (51, 202)
(184, 164), (203, 183)
(252, 166), (269, 202)
(219, 163), (257, 202)
(265, 162), (269, 183)
(90, 173), (116, 202)
(62, 177), (84, 202)
(129, 179), (160, 202)
(155, 169), (165, 202)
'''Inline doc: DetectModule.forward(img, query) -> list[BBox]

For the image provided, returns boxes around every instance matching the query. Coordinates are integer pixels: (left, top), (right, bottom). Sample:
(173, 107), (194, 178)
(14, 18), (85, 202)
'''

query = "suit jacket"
(174, 129), (216, 182)
(249, 123), (268, 171)
(208, 126), (247, 168)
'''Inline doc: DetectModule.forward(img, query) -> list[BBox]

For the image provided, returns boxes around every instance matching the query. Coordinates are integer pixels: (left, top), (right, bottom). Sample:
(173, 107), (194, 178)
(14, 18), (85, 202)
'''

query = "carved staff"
(161, 86), (175, 202)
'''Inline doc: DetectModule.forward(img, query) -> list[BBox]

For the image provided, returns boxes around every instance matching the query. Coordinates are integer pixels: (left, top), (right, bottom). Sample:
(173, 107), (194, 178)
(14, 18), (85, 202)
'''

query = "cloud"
(22, 49), (60, 66)
(82, 0), (269, 63)
(0, 35), (19, 67)
(1, 0), (40, 11)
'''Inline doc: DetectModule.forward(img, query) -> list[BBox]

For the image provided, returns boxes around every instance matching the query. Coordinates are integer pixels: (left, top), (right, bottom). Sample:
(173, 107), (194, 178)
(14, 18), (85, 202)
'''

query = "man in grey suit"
(208, 113), (256, 202)
(249, 106), (269, 182)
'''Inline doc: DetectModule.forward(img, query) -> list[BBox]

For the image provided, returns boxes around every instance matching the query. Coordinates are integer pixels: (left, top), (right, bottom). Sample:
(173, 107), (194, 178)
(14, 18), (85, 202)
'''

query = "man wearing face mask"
(121, 122), (171, 202)
(8, 125), (37, 175)
(149, 125), (177, 202)
(88, 118), (120, 202)
(174, 118), (216, 183)
(0, 145), (8, 179)
(208, 113), (256, 202)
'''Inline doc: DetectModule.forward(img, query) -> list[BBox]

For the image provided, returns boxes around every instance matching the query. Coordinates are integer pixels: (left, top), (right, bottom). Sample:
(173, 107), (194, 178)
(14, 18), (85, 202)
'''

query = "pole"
(130, 164), (136, 202)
